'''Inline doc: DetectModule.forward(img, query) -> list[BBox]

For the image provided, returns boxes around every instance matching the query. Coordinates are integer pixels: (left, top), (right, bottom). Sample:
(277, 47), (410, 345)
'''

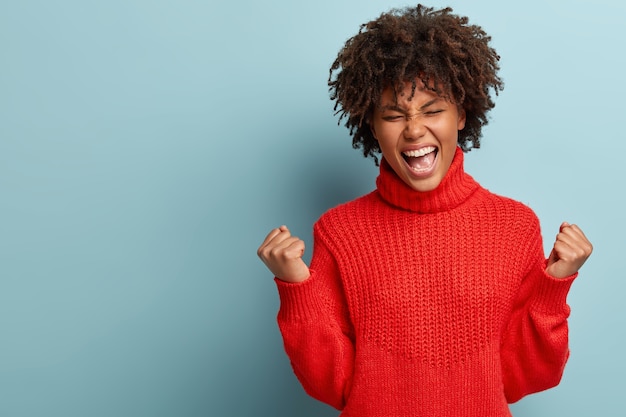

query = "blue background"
(1, 0), (623, 416)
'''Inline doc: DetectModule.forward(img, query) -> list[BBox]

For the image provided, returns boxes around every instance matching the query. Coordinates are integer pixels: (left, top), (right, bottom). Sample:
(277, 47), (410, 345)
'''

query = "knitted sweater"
(275, 147), (575, 417)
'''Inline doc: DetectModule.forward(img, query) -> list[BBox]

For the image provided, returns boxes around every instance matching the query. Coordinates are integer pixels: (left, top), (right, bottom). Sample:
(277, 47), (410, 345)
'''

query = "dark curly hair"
(328, 4), (504, 164)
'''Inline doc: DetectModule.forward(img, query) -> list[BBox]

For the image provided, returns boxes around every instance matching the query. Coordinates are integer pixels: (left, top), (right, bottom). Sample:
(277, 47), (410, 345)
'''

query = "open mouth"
(402, 146), (438, 173)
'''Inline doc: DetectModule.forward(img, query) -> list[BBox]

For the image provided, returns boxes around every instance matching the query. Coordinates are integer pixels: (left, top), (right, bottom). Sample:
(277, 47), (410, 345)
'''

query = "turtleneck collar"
(375, 146), (480, 214)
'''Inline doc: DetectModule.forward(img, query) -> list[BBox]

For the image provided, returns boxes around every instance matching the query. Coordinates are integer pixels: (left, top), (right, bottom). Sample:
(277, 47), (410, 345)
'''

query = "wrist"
(276, 269), (310, 283)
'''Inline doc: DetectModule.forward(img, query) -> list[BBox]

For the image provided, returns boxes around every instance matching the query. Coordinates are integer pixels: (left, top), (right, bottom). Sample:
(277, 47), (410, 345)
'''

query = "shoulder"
(316, 191), (380, 226)
(318, 191), (379, 221)
(313, 191), (381, 240)
(475, 187), (541, 233)
(470, 188), (545, 264)
(478, 187), (538, 217)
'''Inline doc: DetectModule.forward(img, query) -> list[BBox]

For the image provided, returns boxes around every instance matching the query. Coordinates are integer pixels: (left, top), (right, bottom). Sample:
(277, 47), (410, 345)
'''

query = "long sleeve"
(269, 150), (581, 416)
(500, 219), (576, 403)
(275, 230), (355, 410)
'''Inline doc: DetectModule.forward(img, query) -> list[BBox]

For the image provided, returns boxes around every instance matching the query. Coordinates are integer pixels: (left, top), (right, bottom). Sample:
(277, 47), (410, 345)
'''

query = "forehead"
(379, 81), (443, 106)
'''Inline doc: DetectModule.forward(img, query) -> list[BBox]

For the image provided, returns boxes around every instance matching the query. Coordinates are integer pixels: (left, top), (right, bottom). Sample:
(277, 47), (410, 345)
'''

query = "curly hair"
(328, 4), (504, 164)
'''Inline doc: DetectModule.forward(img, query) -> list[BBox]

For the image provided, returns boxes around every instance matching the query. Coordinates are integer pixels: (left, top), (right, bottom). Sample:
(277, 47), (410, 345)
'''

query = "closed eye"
(382, 115), (404, 121)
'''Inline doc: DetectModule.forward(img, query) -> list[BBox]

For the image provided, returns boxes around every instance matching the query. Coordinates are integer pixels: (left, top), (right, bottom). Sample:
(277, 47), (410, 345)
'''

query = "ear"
(457, 107), (466, 131)
(368, 119), (378, 141)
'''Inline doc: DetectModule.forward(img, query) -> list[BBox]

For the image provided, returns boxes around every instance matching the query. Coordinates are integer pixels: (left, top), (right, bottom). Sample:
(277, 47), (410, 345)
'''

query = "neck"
(376, 147), (480, 213)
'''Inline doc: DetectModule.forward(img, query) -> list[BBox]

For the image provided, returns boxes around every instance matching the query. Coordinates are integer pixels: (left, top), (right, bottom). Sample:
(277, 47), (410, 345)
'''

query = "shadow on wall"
(224, 121), (541, 417)
(207, 126), (364, 417)
(210, 320), (338, 417)
(292, 127), (379, 225)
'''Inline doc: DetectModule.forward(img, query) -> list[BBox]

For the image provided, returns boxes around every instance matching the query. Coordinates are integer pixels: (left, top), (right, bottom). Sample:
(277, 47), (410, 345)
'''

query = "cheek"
(373, 123), (401, 143)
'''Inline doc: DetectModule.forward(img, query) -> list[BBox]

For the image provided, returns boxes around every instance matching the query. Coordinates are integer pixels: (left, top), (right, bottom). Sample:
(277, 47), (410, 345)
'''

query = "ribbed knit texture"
(276, 147), (576, 417)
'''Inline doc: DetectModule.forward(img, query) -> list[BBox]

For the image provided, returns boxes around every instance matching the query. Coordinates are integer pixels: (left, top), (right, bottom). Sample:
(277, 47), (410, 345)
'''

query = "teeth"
(403, 146), (436, 158)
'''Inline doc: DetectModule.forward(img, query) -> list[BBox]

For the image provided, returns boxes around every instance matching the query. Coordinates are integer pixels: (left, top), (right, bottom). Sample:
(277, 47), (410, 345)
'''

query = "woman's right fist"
(257, 225), (310, 283)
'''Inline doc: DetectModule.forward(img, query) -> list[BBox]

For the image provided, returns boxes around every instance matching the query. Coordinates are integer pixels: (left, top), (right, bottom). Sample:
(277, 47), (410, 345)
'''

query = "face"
(370, 81), (466, 192)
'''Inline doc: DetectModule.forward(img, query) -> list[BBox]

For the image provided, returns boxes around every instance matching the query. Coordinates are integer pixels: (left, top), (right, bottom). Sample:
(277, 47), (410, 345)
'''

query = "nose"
(403, 114), (426, 141)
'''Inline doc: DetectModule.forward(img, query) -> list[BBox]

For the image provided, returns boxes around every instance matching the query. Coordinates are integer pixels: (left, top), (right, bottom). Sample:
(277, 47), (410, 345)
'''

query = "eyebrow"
(380, 98), (442, 113)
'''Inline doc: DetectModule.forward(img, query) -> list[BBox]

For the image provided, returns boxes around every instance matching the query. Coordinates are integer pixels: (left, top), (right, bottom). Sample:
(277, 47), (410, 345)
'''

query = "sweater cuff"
(275, 270), (325, 322)
(531, 263), (577, 314)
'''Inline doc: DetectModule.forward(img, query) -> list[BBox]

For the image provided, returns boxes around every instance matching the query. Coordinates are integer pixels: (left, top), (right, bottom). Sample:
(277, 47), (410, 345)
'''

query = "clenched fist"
(257, 225), (310, 283)
(546, 222), (593, 279)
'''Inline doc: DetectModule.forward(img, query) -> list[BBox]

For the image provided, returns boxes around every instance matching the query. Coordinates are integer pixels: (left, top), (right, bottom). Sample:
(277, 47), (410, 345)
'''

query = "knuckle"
(268, 246), (281, 258)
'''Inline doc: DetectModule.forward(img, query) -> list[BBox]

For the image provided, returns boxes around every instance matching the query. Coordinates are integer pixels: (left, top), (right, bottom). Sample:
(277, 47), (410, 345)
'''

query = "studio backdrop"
(1, 0), (623, 416)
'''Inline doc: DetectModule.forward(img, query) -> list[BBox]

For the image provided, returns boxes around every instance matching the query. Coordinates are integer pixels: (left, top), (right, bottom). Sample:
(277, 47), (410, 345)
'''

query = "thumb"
(547, 247), (559, 268)
(546, 222), (566, 268)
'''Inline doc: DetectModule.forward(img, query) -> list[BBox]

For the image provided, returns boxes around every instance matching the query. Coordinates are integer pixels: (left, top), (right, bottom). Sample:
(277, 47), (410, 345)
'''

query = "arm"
(501, 221), (592, 403)
(258, 225), (355, 409)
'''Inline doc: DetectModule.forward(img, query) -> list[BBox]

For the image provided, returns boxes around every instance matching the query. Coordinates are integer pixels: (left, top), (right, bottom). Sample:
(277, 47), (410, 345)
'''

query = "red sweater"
(275, 147), (575, 416)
